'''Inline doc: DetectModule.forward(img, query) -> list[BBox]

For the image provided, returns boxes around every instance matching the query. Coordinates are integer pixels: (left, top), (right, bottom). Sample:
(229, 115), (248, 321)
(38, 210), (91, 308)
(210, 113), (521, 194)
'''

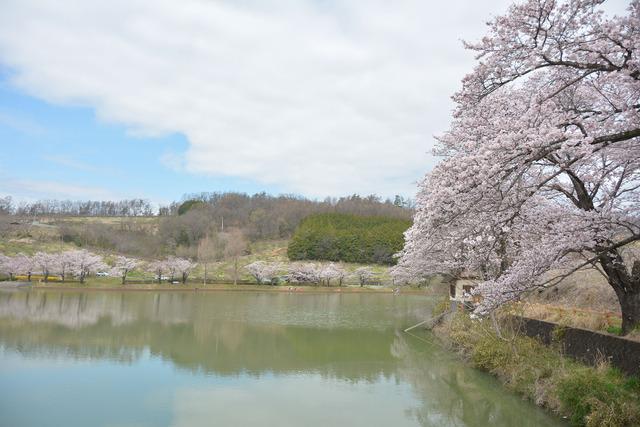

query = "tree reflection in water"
(0, 290), (563, 427)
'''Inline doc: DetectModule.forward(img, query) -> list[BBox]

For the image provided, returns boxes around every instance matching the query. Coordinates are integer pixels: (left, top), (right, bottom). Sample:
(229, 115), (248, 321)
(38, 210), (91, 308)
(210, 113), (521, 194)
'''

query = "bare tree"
(221, 228), (248, 285)
(197, 233), (225, 285)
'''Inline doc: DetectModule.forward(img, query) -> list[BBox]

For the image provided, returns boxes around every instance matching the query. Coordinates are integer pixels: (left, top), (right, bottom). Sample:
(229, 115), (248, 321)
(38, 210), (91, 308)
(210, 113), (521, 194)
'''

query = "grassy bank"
(27, 277), (436, 293)
(434, 311), (640, 427)
(30, 281), (408, 293)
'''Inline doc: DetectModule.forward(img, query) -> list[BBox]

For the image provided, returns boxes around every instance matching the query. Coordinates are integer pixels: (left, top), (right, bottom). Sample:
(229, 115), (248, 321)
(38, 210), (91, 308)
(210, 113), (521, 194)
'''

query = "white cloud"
(0, 0), (564, 197)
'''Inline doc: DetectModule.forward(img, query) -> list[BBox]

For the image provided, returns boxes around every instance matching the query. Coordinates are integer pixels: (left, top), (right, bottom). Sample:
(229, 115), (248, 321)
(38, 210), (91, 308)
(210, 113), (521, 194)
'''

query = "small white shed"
(449, 277), (479, 304)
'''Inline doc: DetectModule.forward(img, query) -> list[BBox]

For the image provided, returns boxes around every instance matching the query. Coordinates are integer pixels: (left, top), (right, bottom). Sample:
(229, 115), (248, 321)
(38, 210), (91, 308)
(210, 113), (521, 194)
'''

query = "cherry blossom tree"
(164, 257), (179, 282)
(0, 254), (12, 280)
(33, 252), (60, 283)
(58, 251), (74, 282)
(56, 250), (90, 282)
(289, 262), (322, 285)
(111, 256), (139, 285)
(14, 254), (34, 282)
(397, 0), (640, 333)
(245, 261), (281, 285)
(67, 250), (106, 284)
(147, 260), (168, 284)
(320, 263), (346, 286)
(354, 267), (373, 287)
(171, 257), (196, 284)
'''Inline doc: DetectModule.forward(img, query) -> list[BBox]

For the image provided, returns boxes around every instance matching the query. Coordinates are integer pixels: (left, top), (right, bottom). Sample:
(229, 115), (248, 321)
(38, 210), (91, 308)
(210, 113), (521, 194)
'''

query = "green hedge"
(287, 213), (411, 265)
(177, 200), (206, 215)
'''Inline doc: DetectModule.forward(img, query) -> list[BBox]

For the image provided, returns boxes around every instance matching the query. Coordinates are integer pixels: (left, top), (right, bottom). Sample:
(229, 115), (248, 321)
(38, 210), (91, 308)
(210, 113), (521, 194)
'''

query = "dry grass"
(528, 267), (620, 313)
(517, 266), (640, 338)
(512, 302), (623, 336)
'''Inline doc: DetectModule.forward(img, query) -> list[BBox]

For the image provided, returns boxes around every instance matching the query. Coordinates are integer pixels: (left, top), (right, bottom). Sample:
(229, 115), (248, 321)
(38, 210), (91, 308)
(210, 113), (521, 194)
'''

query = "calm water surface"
(0, 289), (564, 427)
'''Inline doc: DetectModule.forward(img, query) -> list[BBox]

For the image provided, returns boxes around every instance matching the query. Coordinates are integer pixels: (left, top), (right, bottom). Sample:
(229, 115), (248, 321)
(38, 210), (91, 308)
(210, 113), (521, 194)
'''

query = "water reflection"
(0, 290), (564, 426)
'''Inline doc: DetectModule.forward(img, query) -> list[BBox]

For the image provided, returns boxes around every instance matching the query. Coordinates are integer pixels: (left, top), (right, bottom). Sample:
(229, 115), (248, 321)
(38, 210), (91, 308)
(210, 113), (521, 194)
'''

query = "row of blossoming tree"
(245, 261), (374, 287)
(0, 251), (196, 285)
(0, 252), (375, 287)
(393, 0), (640, 334)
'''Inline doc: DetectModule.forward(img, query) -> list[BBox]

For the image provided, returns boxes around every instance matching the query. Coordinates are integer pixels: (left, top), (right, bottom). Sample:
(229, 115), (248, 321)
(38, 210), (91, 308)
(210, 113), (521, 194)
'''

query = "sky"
(0, 0), (630, 205)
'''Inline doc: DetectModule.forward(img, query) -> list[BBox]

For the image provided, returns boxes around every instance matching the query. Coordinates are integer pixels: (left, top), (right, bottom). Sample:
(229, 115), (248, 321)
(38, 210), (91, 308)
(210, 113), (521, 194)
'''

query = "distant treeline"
(5, 197), (153, 217)
(2, 193), (412, 222)
(287, 213), (411, 265)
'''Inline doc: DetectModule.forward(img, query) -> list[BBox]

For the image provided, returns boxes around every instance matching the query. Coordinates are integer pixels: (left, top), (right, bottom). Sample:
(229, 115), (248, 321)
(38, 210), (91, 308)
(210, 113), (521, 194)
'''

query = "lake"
(0, 289), (564, 426)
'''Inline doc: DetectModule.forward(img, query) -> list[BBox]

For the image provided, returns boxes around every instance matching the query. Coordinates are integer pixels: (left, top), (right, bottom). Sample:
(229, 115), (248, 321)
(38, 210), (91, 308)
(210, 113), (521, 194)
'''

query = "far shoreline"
(16, 283), (432, 295)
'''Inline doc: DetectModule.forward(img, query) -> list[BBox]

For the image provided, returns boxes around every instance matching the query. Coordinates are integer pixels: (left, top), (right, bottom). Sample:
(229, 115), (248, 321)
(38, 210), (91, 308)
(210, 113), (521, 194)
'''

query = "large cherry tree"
(33, 252), (60, 283)
(396, 0), (640, 333)
(67, 250), (106, 284)
(111, 256), (139, 285)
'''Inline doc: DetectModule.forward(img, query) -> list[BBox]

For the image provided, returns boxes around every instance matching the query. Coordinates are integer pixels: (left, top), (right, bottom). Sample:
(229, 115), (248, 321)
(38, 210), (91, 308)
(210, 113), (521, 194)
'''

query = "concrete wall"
(509, 315), (640, 377)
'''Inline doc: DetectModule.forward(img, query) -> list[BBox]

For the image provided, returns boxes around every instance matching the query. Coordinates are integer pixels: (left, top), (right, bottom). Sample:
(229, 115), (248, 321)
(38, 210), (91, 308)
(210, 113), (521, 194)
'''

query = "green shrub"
(552, 325), (567, 342)
(287, 213), (411, 265)
(558, 367), (640, 426)
(606, 326), (623, 336)
(623, 376), (640, 393)
(177, 200), (206, 215)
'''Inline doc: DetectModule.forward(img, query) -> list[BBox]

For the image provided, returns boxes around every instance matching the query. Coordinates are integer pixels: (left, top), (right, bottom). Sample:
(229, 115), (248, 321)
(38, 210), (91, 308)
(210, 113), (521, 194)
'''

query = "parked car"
(96, 271), (110, 277)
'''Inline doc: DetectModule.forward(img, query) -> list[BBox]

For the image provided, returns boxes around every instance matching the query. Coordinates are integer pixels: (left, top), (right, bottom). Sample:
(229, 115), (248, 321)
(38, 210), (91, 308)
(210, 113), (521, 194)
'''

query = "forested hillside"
(287, 213), (411, 265)
(0, 193), (412, 260)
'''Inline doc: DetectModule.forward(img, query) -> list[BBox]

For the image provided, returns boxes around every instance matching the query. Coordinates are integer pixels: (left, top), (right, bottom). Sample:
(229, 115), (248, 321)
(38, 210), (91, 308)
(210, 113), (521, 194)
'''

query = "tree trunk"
(27, 272), (31, 282)
(567, 174), (640, 334)
(619, 290), (640, 335)
(122, 273), (126, 285)
(234, 258), (238, 285)
(599, 251), (640, 335)
(204, 263), (207, 285)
